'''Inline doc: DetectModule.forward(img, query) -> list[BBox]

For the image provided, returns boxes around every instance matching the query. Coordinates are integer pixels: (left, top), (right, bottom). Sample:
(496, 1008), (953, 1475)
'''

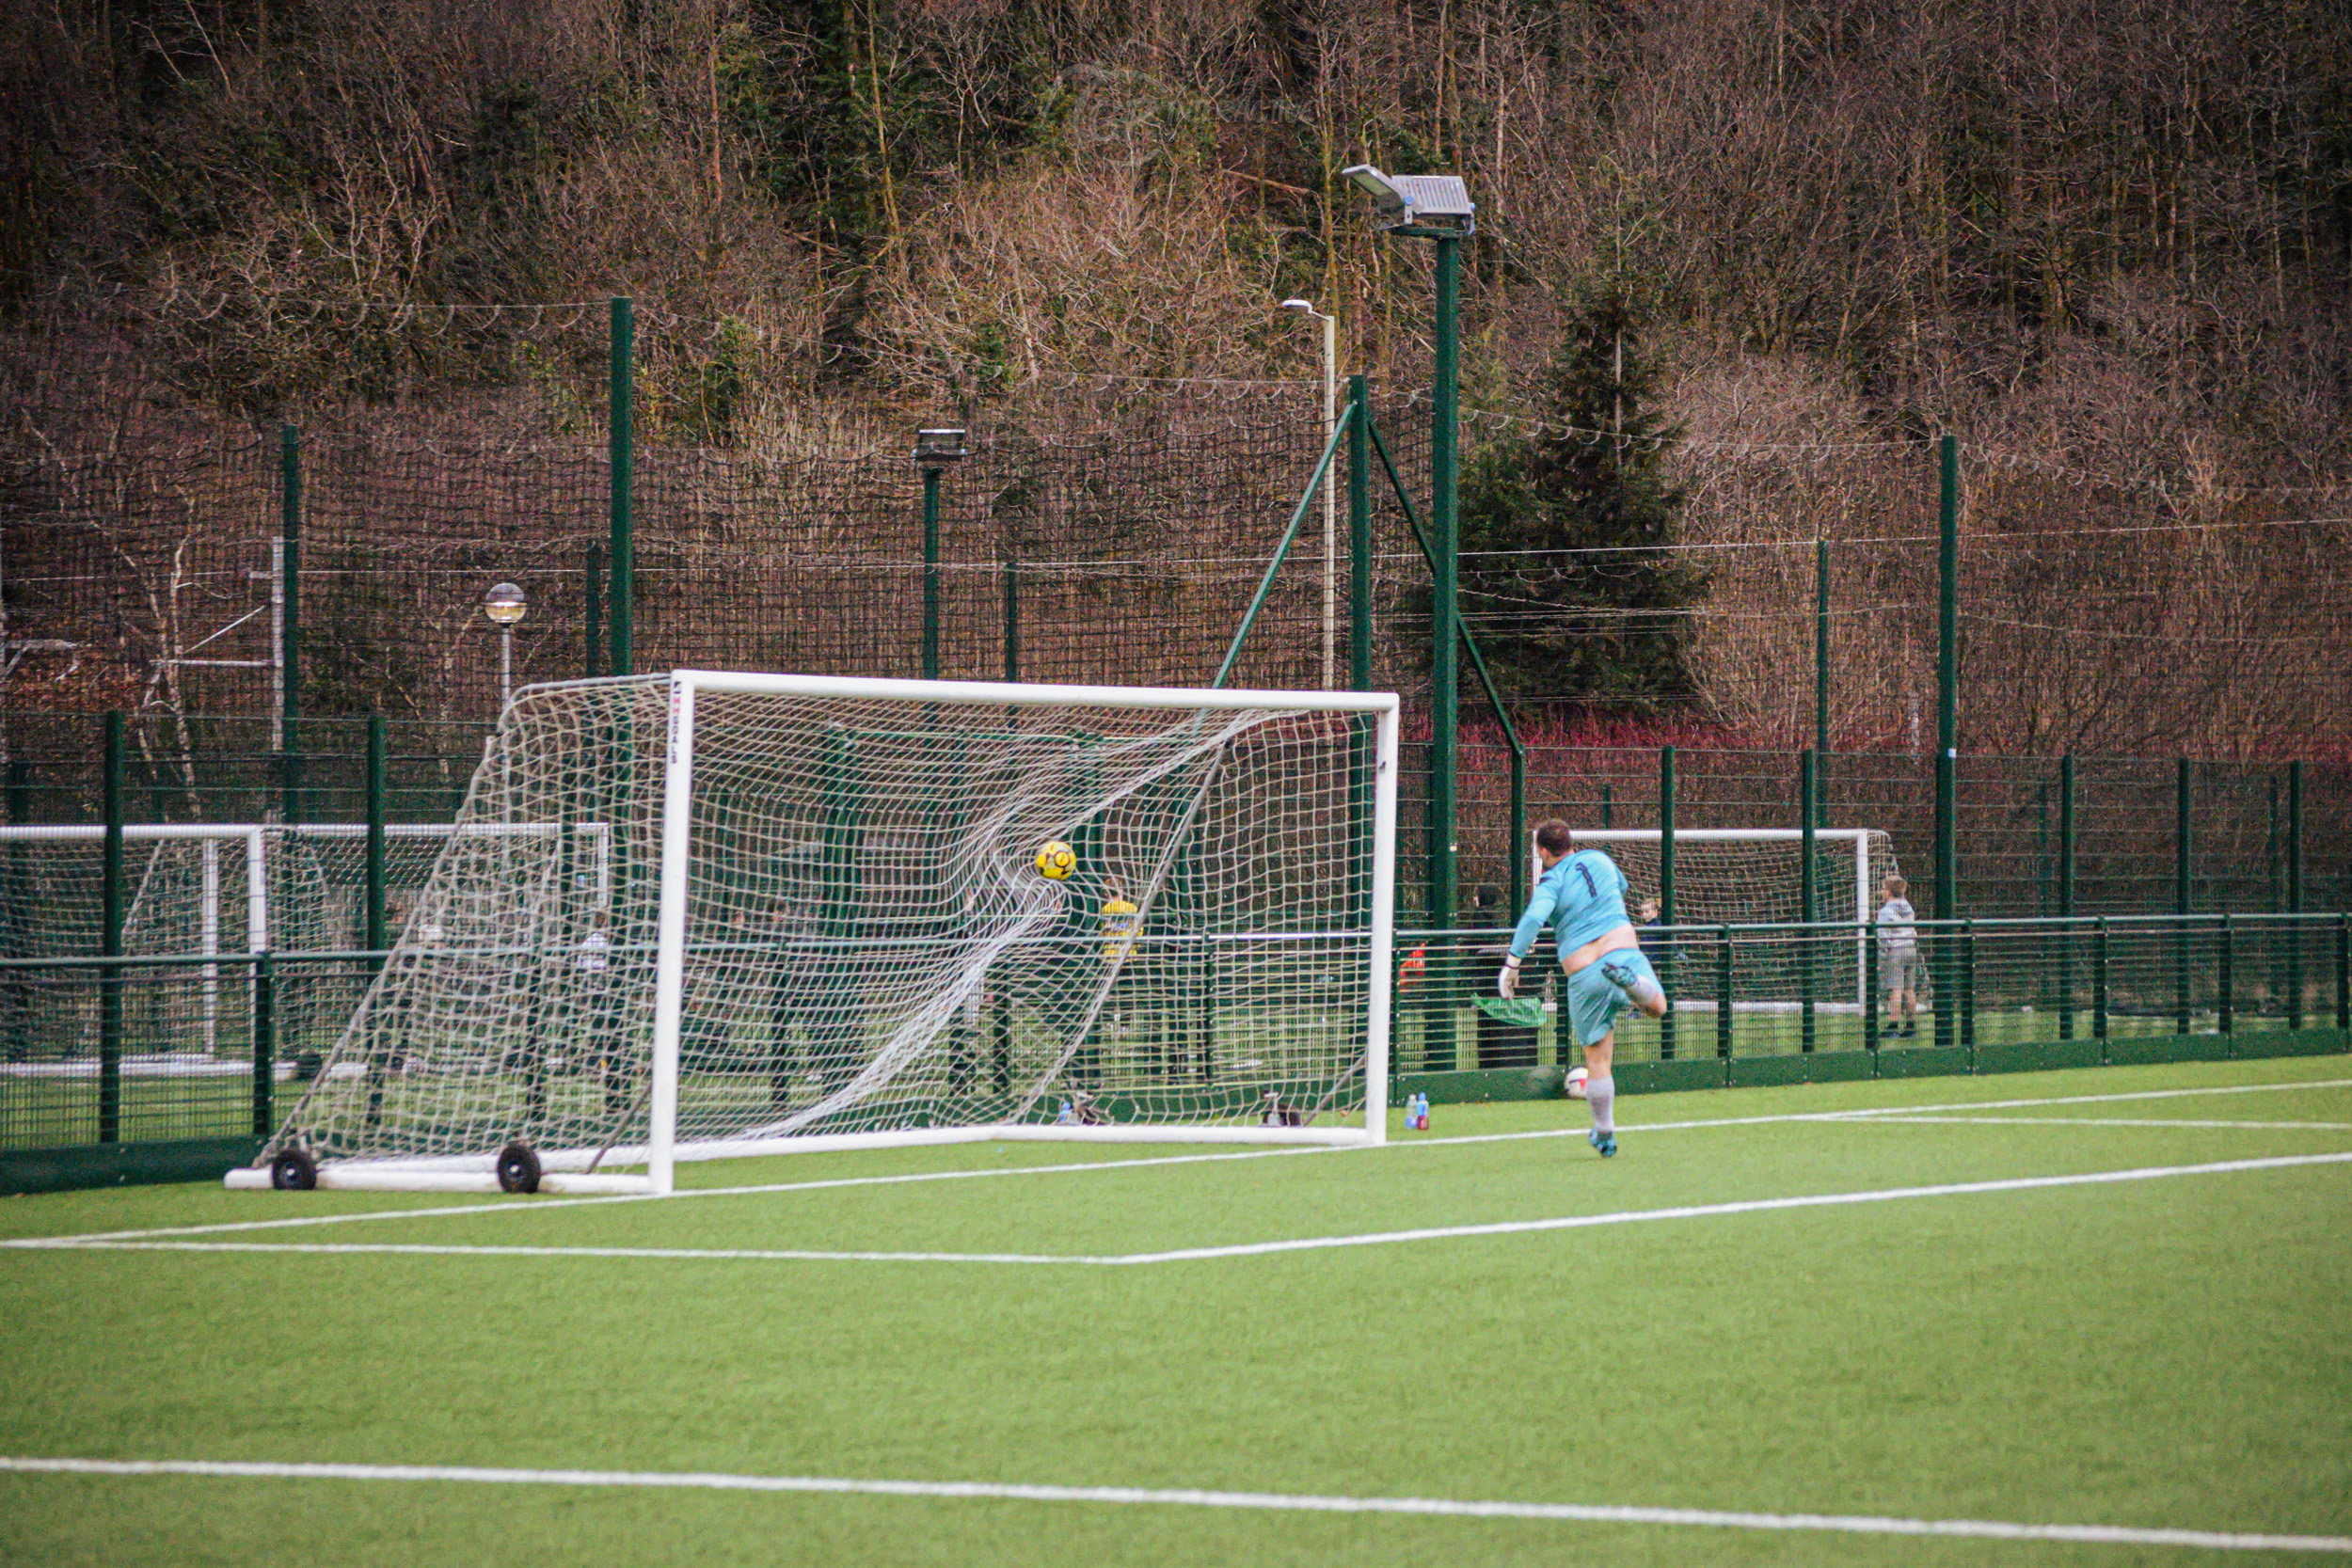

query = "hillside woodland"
(2, 0), (2348, 754)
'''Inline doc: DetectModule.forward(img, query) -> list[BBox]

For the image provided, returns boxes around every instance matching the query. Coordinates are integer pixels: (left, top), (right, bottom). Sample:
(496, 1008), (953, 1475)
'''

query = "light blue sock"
(1587, 1075), (1615, 1135)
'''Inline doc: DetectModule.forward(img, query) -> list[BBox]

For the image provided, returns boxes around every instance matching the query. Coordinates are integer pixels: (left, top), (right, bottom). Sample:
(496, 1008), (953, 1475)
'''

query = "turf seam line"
(9, 1076), (2346, 1251)
(0, 1457), (2343, 1554)
(25, 1151), (2351, 1267)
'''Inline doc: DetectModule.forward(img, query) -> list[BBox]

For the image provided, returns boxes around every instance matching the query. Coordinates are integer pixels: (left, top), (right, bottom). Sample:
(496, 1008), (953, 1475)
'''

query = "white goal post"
(230, 672), (1400, 1196)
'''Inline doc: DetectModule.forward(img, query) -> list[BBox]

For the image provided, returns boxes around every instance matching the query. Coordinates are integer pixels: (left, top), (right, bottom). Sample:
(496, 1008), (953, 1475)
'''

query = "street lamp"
(1279, 299), (1339, 689)
(1342, 163), (1474, 1065)
(484, 580), (527, 712)
(913, 428), (966, 680)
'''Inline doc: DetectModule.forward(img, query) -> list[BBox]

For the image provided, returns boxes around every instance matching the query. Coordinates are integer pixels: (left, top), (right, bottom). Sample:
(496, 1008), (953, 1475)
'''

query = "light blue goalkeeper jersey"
(1509, 847), (1633, 964)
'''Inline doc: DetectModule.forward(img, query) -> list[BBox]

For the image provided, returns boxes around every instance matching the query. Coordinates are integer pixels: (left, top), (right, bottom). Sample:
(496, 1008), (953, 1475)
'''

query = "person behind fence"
(1876, 875), (1921, 1038)
(1499, 819), (1669, 1158)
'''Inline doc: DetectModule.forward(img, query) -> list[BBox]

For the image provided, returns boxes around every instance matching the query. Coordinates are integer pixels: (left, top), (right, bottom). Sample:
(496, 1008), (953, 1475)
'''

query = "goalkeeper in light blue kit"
(1500, 819), (1669, 1157)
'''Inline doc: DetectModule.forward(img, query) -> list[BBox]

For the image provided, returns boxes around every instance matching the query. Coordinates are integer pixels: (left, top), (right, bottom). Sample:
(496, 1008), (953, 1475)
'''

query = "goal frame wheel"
(269, 1148), (318, 1190)
(496, 1142), (542, 1194)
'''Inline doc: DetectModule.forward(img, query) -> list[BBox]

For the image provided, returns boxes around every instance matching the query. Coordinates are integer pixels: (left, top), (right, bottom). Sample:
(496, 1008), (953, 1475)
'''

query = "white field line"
(1828, 1079), (2352, 1117)
(26, 1152), (2352, 1268)
(1859, 1116), (2352, 1131)
(1397, 1076), (2352, 1151)
(8, 1076), (2349, 1252)
(1, 1456), (2344, 1555)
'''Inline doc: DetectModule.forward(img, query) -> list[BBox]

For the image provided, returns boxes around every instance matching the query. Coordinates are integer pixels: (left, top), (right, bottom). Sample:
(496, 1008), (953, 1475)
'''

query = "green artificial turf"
(1, 1056), (2347, 1565)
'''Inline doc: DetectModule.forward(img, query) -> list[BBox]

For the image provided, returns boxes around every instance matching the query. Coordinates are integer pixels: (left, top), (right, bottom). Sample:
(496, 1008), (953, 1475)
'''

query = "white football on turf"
(1566, 1067), (1590, 1100)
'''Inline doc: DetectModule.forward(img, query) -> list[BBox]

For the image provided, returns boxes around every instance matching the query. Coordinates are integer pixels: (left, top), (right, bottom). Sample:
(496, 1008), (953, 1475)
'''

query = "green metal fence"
(1391, 914), (2352, 1083)
(2, 913), (2344, 1193)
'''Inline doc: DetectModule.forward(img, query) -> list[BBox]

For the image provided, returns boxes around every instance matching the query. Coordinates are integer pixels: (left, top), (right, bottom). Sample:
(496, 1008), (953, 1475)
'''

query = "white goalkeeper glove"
(1498, 954), (1522, 999)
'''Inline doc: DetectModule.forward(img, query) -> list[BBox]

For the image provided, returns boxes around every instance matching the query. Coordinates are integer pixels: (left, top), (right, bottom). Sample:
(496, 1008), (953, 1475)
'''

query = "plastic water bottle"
(1419, 1093), (1432, 1131)
(1057, 1099), (1074, 1124)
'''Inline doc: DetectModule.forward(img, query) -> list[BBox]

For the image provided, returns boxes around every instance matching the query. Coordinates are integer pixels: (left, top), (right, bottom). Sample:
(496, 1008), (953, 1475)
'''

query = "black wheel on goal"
(269, 1148), (318, 1191)
(496, 1142), (542, 1195)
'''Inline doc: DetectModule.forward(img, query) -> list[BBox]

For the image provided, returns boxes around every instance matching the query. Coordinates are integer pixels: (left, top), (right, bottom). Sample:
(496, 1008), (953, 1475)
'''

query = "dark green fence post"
(2094, 917), (2111, 1060)
(1001, 555), (1020, 682)
(2336, 913), (2347, 1035)
(1815, 538), (1832, 764)
(584, 545), (603, 678)
(2218, 913), (2233, 1046)
(1509, 745), (1526, 917)
(2287, 760), (2304, 1030)
(1961, 918), (1977, 1060)
(1715, 926), (1734, 1060)
(2175, 757), (2192, 1035)
(1599, 784), (1613, 829)
(2036, 780), (2051, 916)
(2058, 755), (2075, 1040)
(3, 759), (29, 1064)
(2267, 778), (2281, 914)
(1658, 745), (1677, 1060)
(1349, 375), (1373, 693)
(365, 716), (388, 959)
(609, 297), (634, 678)
(921, 466), (944, 681)
(1934, 433), (1958, 1051)
(251, 952), (275, 1137)
(1800, 749), (1818, 1053)
(279, 426), (302, 825)
(1865, 925), (1881, 1054)
(100, 711), (125, 1145)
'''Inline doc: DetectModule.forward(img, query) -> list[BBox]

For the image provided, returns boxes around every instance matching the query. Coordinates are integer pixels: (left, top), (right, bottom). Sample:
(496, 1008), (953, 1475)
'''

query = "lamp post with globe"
(485, 581), (528, 712)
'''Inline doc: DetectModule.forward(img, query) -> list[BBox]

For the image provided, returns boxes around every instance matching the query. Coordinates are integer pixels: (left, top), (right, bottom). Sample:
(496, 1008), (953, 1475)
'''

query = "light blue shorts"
(1564, 948), (1660, 1049)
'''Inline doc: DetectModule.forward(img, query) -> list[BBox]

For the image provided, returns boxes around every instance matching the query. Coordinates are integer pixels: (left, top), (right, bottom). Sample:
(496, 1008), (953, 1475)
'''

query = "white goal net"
(1561, 828), (1903, 1012)
(0, 822), (607, 1065)
(237, 673), (1398, 1194)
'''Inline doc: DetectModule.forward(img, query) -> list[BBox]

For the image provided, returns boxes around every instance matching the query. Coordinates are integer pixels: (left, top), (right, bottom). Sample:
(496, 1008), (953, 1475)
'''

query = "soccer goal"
(1551, 828), (1903, 1012)
(230, 672), (1400, 1196)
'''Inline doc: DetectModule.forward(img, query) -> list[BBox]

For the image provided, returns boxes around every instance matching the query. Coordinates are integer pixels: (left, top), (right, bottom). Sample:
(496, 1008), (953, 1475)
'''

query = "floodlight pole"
(1281, 300), (1341, 689)
(1430, 232), (1461, 950)
(1318, 309), (1337, 689)
(1343, 165), (1471, 1065)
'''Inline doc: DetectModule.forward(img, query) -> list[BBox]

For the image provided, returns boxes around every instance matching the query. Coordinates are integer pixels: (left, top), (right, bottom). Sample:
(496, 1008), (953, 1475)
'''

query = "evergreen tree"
(1449, 284), (1706, 711)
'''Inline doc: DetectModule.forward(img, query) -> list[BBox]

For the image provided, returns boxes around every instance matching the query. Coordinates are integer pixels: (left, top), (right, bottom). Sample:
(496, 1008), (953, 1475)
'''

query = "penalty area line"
(0, 1456), (2344, 1556)
(26, 1151), (2352, 1267)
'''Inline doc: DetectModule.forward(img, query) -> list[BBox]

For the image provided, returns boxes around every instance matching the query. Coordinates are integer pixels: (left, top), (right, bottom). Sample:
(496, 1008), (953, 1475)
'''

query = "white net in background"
(0, 825), (608, 1066)
(1563, 829), (1902, 1012)
(266, 676), (1389, 1173)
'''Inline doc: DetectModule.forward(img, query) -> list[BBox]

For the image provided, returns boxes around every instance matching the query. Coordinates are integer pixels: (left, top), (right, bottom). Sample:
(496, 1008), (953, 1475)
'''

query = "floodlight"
(913, 427), (967, 469)
(1339, 165), (1474, 233)
(483, 582), (528, 626)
